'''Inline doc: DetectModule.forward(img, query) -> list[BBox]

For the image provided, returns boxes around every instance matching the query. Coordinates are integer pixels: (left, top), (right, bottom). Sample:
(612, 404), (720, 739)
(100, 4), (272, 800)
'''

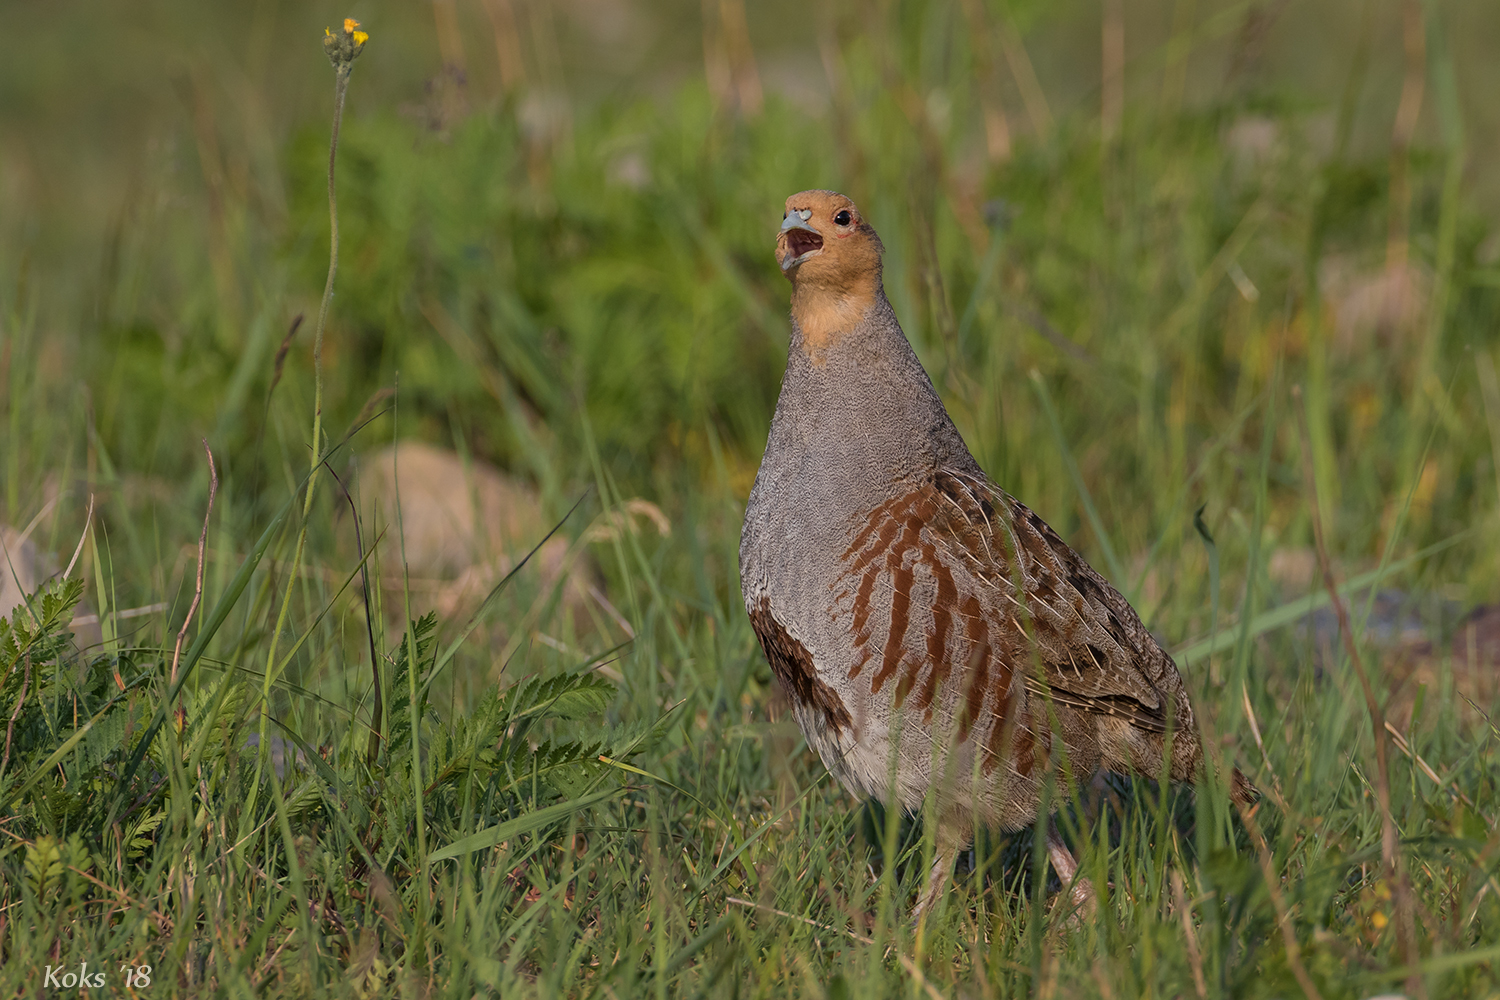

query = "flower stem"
(311, 63), (352, 500)
(250, 60), (353, 804)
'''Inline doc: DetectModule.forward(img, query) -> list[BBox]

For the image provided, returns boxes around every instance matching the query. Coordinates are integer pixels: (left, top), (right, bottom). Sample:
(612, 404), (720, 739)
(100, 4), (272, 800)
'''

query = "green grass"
(3, 1), (1500, 996)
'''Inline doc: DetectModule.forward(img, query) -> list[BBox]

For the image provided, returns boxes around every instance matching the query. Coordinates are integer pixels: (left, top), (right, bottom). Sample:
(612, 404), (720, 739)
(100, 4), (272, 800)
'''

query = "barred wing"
(833, 469), (1173, 744)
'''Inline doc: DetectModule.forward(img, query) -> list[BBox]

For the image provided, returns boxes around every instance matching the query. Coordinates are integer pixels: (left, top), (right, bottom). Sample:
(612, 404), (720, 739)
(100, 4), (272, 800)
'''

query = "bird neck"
(789, 271), (882, 361)
(773, 289), (984, 483)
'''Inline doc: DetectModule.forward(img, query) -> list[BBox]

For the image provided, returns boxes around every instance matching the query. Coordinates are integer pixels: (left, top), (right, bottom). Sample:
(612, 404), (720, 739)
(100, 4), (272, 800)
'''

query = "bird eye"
(834, 210), (852, 226)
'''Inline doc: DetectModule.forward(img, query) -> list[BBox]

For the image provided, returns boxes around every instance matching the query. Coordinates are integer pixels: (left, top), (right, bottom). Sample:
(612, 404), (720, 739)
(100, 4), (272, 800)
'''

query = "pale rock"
(1320, 255), (1430, 355)
(356, 442), (600, 631)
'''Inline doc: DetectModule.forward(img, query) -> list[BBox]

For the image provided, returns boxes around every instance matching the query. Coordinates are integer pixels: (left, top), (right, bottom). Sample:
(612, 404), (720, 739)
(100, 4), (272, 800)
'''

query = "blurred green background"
(4, 0), (1499, 592)
(3, 1), (1500, 993)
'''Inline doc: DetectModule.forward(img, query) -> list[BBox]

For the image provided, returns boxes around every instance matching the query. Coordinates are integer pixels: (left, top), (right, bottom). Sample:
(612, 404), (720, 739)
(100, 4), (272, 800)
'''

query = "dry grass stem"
(170, 439), (218, 687)
(1241, 680), (1289, 811)
(61, 494), (95, 580)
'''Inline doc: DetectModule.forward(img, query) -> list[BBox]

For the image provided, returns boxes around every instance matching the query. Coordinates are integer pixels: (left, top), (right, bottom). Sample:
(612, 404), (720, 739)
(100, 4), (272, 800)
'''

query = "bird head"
(775, 190), (883, 290)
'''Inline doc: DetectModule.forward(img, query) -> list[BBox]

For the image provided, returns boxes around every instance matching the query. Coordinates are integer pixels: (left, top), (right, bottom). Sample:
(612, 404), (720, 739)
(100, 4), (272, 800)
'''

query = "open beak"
(777, 212), (824, 272)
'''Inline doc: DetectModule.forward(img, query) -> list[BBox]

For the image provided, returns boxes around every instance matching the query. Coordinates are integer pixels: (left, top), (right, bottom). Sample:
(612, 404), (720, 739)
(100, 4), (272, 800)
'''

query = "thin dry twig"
(1383, 719), (1480, 818)
(256, 927), (299, 983)
(727, 895), (874, 945)
(265, 313), (303, 405)
(1293, 384), (1423, 999)
(170, 440), (218, 688)
(70, 602), (167, 628)
(1242, 680), (1289, 812)
(62, 494), (95, 580)
(15, 491), (66, 548)
(321, 460), (383, 764)
(588, 582), (635, 640)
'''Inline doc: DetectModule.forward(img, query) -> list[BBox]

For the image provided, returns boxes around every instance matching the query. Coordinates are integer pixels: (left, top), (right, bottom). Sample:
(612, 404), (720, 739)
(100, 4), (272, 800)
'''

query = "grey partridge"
(739, 190), (1251, 918)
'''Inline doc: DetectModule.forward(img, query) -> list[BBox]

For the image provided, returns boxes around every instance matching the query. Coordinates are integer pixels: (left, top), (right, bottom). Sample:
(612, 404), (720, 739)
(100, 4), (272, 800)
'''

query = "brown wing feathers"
(833, 469), (1170, 736)
(749, 597), (853, 735)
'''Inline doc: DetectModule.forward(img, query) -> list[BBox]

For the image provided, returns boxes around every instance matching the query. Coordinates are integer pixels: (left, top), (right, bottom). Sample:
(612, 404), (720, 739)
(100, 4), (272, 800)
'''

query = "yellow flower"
(323, 16), (369, 69)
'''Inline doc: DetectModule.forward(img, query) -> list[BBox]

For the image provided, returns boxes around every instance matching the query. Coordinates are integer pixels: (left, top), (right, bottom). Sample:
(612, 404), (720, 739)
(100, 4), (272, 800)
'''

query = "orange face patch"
(777, 190), (884, 360)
